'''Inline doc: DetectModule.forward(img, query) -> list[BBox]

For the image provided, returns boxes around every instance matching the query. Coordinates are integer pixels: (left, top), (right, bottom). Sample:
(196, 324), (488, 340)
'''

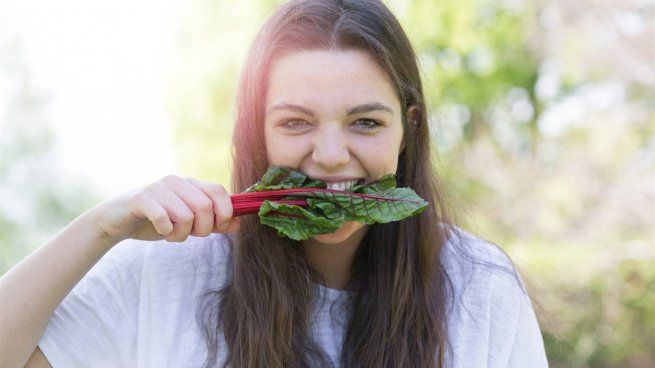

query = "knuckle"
(217, 214), (232, 226)
(142, 182), (158, 194)
(161, 174), (180, 185)
(131, 191), (152, 207)
(177, 209), (194, 223)
(211, 183), (228, 196)
(147, 181), (167, 195)
(131, 190), (147, 203)
(197, 198), (213, 212)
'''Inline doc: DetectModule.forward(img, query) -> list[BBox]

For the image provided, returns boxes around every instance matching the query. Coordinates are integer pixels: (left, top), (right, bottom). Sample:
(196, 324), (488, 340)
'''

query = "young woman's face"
(264, 49), (406, 246)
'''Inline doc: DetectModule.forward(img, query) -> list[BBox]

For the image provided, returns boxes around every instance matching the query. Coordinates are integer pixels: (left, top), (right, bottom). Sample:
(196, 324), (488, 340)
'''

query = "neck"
(302, 225), (369, 290)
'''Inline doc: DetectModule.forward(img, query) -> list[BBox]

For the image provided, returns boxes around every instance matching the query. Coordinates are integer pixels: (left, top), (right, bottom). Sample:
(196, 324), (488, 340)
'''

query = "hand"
(91, 175), (240, 243)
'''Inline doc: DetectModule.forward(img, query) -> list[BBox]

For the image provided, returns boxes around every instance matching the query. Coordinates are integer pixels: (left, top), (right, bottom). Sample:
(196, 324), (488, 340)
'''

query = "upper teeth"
(326, 180), (358, 191)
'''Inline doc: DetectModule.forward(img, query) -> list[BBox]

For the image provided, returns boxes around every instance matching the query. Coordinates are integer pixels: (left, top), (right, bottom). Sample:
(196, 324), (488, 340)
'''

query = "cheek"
(265, 130), (310, 166)
(354, 137), (401, 172)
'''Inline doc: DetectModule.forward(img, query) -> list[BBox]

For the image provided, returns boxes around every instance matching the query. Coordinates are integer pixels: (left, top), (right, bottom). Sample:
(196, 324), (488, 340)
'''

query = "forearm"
(0, 206), (119, 367)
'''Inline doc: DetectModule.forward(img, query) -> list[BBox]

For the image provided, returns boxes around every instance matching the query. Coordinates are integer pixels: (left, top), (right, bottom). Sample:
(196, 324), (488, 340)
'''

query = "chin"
(311, 221), (366, 245)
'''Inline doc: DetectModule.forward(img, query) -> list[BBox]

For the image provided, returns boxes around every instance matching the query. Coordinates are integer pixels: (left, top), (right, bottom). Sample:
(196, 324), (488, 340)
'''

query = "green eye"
(355, 119), (382, 131)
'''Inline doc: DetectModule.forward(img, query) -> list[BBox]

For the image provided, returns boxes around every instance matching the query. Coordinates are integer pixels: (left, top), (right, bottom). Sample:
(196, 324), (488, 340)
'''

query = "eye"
(354, 119), (383, 131)
(281, 119), (310, 130)
(280, 118), (383, 132)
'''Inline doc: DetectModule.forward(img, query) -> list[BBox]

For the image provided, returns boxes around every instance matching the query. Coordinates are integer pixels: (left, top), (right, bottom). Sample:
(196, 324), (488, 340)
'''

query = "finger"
(224, 216), (240, 233)
(186, 178), (233, 231)
(131, 192), (174, 236)
(150, 181), (195, 242)
(162, 175), (215, 237)
(212, 216), (240, 234)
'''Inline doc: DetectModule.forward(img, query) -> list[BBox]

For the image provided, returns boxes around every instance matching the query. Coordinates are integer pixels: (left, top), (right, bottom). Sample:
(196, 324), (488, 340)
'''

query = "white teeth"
(327, 180), (357, 191)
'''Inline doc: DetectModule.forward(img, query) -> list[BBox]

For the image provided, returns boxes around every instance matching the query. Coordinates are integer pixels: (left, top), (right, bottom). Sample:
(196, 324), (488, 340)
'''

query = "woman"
(0, 0), (548, 367)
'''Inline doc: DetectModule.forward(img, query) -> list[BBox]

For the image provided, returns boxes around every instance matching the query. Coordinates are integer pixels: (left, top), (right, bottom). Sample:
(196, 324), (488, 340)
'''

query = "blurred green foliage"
(541, 258), (655, 367)
(0, 38), (100, 273)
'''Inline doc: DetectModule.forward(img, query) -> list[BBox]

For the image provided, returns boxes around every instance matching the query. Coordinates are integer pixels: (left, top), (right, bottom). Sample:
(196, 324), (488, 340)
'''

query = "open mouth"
(324, 179), (362, 191)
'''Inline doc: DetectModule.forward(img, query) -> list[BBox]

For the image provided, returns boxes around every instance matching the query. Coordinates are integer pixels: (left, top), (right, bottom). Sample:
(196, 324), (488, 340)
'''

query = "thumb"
(213, 217), (241, 233)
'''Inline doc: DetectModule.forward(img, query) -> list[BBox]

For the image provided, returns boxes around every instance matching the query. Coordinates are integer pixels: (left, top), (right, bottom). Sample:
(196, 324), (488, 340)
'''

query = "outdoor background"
(1, 0), (653, 366)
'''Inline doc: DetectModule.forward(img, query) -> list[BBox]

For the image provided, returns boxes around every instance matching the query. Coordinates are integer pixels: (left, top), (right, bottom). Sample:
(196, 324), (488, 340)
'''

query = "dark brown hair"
(197, 0), (462, 366)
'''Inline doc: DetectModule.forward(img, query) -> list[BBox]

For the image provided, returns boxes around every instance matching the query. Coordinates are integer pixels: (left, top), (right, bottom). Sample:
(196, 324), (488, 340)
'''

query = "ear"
(401, 105), (419, 152)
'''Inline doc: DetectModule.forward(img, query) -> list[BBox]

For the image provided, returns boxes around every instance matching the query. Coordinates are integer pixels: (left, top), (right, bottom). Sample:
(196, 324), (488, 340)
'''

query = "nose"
(311, 126), (350, 168)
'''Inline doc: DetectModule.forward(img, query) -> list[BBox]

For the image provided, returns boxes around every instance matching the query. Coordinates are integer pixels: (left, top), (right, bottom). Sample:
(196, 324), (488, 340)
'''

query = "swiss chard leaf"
(258, 201), (343, 240)
(245, 166), (428, 240)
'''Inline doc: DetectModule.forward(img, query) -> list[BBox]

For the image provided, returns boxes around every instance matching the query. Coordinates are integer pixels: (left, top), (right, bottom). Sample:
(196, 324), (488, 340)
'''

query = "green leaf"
(248, 166), (428, 240)
(244, 165), (326, 191)
(258, 200), (341, 240)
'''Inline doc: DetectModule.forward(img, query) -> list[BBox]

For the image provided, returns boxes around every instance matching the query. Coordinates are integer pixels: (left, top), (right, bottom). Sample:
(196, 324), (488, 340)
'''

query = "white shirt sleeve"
(37, 238), (149, 368)
(488, 270), (549, 368)
(442, 228), (549, 368)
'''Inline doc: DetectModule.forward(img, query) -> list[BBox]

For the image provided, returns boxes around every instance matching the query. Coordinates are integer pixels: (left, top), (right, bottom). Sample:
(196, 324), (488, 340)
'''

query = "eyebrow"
(266, 102), (394, 117)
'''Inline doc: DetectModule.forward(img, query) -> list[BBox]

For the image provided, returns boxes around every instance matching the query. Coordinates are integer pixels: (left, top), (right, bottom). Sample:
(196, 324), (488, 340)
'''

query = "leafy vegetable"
(230, 166), (428, 240)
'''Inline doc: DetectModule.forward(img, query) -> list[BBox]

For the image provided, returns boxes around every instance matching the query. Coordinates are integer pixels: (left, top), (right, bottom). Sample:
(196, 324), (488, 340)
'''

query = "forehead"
(265, 49), (399, 113)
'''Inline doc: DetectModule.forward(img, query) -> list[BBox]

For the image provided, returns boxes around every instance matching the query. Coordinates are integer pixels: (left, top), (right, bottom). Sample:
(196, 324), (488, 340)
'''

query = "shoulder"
(440, 226), (516, 275)
(439, 225), (527, 302)
(439, 226), (524, 294)
(438, 225), (531, 333)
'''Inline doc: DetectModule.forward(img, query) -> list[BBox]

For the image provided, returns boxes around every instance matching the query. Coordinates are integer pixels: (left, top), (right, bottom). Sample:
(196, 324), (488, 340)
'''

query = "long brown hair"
(197, 1), (461, 366)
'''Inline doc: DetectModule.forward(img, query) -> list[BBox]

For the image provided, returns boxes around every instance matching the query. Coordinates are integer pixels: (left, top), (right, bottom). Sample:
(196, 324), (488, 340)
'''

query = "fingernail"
(219, 222), (229, 231)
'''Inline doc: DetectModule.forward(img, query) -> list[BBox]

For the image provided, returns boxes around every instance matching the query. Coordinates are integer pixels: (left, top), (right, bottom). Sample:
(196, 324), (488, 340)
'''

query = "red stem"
(231, 198), (308, 217)
(230, 188), (339, 217)
(231, 188), (336, 202)
(230, 187), (397, 217)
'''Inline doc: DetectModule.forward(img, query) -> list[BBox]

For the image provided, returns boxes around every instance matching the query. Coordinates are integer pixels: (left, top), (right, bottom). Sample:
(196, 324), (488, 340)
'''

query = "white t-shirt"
(38, 227), (548, 367)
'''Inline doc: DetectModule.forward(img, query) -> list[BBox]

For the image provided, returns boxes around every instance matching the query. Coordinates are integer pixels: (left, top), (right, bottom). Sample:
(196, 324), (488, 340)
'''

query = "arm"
(504, 286), (549, 368)
(488, 269), (549, 368)
(0, 207), (117, 368)
(0, 175), (239, 368)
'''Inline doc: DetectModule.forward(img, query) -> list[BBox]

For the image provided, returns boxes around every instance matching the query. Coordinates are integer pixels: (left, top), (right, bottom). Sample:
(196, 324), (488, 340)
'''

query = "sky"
(1, 0), (190, 197)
